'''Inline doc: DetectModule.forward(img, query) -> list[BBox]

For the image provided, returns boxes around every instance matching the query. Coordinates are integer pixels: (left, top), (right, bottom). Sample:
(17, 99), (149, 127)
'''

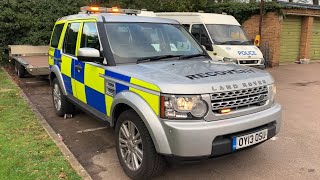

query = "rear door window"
(50, 23), (64, 48)
(63, 23), (80, 56)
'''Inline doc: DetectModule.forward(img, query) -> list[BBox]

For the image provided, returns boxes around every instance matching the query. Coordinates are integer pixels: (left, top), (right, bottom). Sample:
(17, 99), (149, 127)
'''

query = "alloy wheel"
(119, 120), (143, 171)
(53, 83), (62, 111)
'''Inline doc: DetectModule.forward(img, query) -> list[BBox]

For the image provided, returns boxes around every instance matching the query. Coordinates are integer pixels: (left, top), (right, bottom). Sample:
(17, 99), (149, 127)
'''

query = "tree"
(0, 0), (86, 64)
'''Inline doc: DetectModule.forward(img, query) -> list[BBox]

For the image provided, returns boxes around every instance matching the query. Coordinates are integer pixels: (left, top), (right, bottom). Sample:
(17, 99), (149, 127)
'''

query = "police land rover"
(49, 6), (281, 179)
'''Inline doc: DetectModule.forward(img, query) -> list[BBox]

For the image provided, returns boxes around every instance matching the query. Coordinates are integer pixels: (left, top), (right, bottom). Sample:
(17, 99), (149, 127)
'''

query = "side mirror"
(77, 48), (103, 63)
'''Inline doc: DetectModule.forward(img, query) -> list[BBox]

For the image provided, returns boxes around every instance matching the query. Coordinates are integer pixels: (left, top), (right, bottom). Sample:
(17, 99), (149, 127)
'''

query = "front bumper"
(161, 103), (281, 157)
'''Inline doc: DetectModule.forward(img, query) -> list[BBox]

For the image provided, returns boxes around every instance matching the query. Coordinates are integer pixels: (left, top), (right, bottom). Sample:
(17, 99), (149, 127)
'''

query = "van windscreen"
(206, 24), (251, 45)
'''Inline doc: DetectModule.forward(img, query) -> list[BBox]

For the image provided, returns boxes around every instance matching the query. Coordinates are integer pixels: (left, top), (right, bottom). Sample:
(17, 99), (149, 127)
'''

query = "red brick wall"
(242, 12), (281, 67)
(299, 16), (313, 60)
(243, 9), (320, 67)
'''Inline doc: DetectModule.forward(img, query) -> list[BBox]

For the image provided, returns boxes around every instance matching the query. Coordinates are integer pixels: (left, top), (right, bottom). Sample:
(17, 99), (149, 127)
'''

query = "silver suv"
(49, 6), (281, 179)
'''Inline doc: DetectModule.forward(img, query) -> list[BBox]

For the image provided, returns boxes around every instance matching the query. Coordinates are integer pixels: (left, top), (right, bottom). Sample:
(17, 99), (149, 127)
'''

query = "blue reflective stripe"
(85, 86), (106, 114)
(71, 59), (75, 79)
(62, 74), (73, 95)
(115, 83), (129, 94)
(53, 49), (61, 69)
(54, 59), (61, 69)
(54, 49), (61, 59)
(73, 60), (85, 83)
(105, 70), (131, 82)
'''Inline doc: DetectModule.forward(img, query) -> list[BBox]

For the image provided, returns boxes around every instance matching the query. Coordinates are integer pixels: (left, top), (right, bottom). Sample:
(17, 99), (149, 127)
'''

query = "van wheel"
(115, 109), (166, 179)
(15, 62), (25, 78)
(52, 78), (74, 117)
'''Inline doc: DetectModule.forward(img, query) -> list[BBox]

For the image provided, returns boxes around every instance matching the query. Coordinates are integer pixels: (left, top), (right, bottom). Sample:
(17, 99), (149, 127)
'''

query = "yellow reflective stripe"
(71, 79), (77, 97)
(61, 56), (72, 77)
(58, 23), (68, 49)
(67, 18), (97, 23)
(84, 64), (105, 94)
(129, 87), (160, 116)
(74, 80), (87, 103)
(105, 95), (113, 116)
(130, 78), (160, 92)
(75, 23), (83, 56)
(48, 47), (54, 66)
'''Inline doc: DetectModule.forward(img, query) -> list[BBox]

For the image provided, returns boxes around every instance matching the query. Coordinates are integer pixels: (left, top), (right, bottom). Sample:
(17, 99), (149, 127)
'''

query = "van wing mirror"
(203, 44), (213, 51)
(77, 48), (103, 63)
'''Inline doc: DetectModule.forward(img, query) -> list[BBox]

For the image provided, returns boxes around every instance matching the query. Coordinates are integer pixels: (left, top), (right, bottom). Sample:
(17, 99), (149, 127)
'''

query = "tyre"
(52, 78), (74, 117)
(15, 61), (25, 78)
(115, 109), (166, 180)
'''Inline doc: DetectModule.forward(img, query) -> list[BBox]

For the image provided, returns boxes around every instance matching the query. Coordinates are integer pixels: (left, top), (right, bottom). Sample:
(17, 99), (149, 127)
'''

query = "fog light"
(219, 108), (231, 114)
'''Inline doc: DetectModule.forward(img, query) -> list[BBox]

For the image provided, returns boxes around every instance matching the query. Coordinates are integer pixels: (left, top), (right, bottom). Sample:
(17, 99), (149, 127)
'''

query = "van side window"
(50, 24), (64, 48)
(63, 23), (80, 56)
(80, 23), (101, 52)
(191, 24), (211, 46)
(182, 24), (190, 31)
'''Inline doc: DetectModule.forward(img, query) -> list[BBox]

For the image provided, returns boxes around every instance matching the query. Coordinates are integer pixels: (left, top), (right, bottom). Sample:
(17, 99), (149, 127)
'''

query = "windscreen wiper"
(219, 41), (241, 45)
(179, 53), (209, 60)
(241, 40), (252, 45)
(136, 55), (182, 64)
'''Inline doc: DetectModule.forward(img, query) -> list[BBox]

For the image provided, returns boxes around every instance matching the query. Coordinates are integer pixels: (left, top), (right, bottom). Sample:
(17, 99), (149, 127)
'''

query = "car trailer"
(9, 45), (49, 78)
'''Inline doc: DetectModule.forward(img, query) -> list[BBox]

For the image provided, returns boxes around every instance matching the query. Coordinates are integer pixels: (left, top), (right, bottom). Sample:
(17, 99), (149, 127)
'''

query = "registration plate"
(232, 129), (268, 150)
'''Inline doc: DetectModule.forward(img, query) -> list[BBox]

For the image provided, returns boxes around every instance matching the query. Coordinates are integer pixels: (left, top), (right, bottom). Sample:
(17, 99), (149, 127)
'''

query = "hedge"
(0, 0), (283, 65)
(0, 0), (86, 65)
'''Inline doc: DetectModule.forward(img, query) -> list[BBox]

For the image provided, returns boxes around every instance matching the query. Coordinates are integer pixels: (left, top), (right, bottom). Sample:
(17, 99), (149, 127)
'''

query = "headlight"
(160, 95), (208, 119)
(223, 57), (238, 64)
(270, 84), (277, 104)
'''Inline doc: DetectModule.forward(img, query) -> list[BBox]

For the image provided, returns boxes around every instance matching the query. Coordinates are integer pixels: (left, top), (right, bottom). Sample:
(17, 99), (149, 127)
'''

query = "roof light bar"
(80, 6), (141, 14)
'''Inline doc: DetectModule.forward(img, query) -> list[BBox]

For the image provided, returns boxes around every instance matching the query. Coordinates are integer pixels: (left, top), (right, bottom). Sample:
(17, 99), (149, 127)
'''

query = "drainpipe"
(259, 0), (264, 40)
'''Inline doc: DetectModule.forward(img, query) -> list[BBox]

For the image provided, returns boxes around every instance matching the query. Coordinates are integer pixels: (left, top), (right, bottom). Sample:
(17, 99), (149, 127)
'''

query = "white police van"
(156, 12), (265, 68)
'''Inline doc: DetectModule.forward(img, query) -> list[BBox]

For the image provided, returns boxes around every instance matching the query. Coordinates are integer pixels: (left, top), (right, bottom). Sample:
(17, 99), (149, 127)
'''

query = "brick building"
(242, 2), (320, 67)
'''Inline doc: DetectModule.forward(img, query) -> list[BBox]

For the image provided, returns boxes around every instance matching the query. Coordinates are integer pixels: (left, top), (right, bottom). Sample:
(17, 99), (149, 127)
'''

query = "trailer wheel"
(115, 109), (166, 179)
(15, 62), (25, 78)
(52, 78), (74, 117)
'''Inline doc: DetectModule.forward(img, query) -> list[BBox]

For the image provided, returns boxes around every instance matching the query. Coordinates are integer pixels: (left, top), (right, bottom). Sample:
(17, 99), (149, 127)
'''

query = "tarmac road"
(6, 63), (320, 180)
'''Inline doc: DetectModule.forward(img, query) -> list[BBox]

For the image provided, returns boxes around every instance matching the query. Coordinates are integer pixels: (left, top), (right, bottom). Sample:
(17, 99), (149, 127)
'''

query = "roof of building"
(278, 2), (320, 10)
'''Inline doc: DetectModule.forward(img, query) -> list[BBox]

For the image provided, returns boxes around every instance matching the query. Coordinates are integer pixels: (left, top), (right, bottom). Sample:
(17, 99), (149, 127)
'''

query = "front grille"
(211, 86), (268, 112)
(239, 60), (259, 64)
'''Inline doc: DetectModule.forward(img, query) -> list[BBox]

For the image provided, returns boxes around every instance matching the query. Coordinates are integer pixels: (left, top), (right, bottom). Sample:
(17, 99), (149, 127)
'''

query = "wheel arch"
(49, 65), (67, 95)
(110, 91), (172, 155)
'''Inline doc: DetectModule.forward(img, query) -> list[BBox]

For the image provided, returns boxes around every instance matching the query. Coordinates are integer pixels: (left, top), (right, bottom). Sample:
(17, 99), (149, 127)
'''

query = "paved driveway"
(6, 63), (320, 180)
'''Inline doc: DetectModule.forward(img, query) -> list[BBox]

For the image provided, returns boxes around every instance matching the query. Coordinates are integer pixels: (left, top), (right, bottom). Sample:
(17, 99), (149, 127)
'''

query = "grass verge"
(0, 68), (81, 180)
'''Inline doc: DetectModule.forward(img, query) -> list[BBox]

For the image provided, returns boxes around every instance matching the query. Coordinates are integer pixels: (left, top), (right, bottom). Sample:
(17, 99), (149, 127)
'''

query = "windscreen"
(206, 24), (251, 45)
(105, 23), (204, 64)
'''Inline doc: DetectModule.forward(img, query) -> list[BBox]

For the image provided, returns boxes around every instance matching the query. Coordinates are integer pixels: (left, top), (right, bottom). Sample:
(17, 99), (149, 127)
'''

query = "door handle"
(75, 64), (82, 71)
